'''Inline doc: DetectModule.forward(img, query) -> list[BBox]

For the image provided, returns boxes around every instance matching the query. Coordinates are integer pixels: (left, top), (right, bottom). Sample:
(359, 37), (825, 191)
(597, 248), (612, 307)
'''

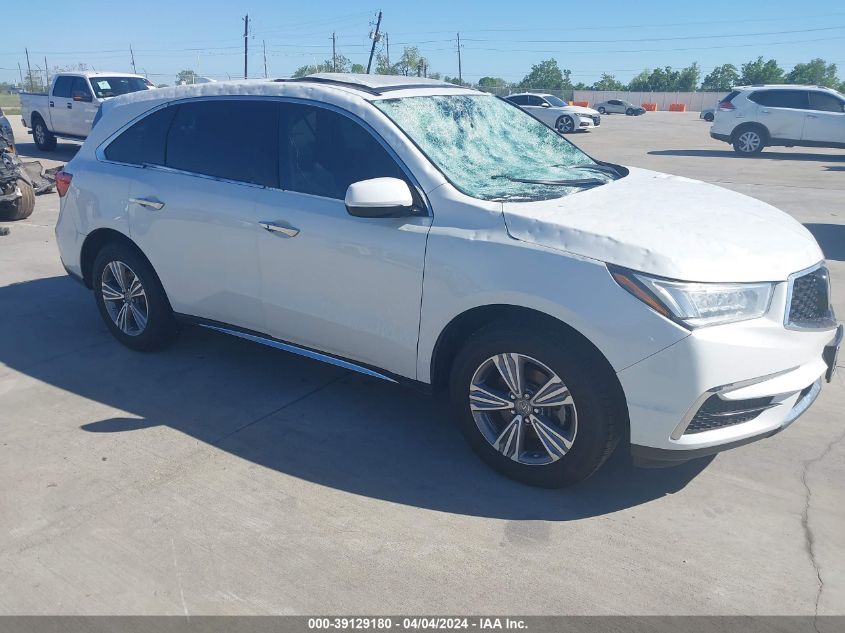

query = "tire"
(0, 179), (35, 221)
(449, 322), (623, 487)
(704, 112), (714, 122)
(732, 126), (766, 155)
(92, 243), (178, 351)
(32, 117), (57, 151)
(555, 115), (575, 134)
(625, 108), (634, 116)
(597, 106), (606, 114)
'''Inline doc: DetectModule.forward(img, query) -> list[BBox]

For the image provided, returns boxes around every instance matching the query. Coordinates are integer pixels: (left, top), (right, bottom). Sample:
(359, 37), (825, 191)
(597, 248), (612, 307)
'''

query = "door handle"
(806, 114), (818, 119)
(49, 100), (54, 107)
(129, 197), (165, 211)
(760, 109), (770, 114)
(66, 103), (72, 109)
(259, 221), (299, 237)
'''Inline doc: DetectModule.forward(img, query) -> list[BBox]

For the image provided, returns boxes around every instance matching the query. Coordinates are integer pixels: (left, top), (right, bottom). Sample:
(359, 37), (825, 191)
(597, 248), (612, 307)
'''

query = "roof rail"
(275, 75), (462, 96)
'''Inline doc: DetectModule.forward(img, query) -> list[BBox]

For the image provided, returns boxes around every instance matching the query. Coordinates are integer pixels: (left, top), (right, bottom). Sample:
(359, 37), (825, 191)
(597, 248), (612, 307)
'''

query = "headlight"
(609, 265), (774, 328)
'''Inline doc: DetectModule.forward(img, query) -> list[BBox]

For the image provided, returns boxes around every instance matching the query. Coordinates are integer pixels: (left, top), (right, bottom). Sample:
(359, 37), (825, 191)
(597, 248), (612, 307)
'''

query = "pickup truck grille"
(786, 265), (835, 329)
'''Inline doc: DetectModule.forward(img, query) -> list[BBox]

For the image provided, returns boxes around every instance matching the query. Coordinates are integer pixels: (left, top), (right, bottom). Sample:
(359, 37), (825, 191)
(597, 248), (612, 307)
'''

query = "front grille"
(787, 265), (834, 329)
(592, 115), (601, 126)
(684, 394), (774, 435)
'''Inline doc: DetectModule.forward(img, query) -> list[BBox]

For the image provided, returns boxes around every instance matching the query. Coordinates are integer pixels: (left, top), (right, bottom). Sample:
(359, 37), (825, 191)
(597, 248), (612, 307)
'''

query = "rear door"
(120, 99), (276, 331)
(750, 89), (808, 142)
(49, 76), (75, 134)
(802, 91), (845, 145)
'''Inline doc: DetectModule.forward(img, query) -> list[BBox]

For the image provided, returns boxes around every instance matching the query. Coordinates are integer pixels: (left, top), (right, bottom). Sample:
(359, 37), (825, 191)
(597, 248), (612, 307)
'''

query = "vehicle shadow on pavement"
(804, 224), (845, 261)
(1, 275), (713, 521)
(648, 149), (845, 162)
(14, 141), (80, 162)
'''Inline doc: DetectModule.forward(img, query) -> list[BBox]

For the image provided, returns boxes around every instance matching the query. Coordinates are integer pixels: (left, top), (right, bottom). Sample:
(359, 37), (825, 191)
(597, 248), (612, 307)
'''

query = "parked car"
(711, 84), (845, 155)
(700, 107), (715, 122)
(53, 74), (841, 487)
(505, 93), (600, 133)
(594, 99), (645, 116)
(0, 125), (35, 220)
(21, 71), (153, 151)
(0, 107), (14, 153)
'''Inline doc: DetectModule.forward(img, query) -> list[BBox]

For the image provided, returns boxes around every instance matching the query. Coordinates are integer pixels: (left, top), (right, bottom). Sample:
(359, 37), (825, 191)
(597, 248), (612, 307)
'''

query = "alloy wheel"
(34, 124), (45, 145)
(469, 353), (578, 465)
(101, 261), (148, 336)
(557, 116), (574, 133)
(737, 131), (761, 153)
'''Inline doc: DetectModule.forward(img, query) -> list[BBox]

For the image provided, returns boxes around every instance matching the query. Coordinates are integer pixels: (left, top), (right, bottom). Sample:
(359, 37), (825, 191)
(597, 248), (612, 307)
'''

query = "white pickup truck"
(21, 71), (153, 150)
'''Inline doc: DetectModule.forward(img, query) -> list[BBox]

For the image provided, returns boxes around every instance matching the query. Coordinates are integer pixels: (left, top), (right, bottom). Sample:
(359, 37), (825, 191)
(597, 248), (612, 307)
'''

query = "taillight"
(55, 170), (73, 197)
(718, 101), (736, 111)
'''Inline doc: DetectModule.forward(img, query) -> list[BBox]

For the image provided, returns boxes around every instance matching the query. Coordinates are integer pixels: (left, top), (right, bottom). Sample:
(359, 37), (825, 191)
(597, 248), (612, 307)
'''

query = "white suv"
(710, 84), (845, 154)
(54, 74), (841, 487)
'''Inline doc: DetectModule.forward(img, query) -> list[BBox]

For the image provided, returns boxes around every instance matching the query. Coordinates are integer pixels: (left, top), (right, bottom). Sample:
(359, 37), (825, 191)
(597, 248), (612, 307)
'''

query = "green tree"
(176, 69), (198, 85)
(518, 59), (572, 91)
(591, 73), (624, 91)
(676, 62), (701, 91)
(739, 57), (784, 85)
(375, 52), (395, 74)
(351, 63), (365, 74)
(293, 55), (365, 77)
(701, 64), (740, 91)
(393, 47), (428, 77)
(786, 58), (839, 87)
(443, 76), (471, 86)
(477, 76), (507, 89)
(627, 69), (652, 91)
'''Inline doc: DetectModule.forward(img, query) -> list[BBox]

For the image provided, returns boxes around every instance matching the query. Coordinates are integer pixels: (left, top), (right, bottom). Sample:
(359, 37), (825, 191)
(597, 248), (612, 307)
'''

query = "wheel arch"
(429, 304), (624, 403)
(731, 121), (770, 143)
(80, 228), (154, 289)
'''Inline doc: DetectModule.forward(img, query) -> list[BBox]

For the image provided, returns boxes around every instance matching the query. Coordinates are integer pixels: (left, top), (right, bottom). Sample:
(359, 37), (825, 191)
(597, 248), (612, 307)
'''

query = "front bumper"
(618, 284), (840, 465)
(710, 131), (731, 143)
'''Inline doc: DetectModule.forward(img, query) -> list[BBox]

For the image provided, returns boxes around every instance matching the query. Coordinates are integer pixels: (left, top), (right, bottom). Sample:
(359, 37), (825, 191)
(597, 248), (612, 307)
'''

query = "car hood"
(559, 105), (599, 116)
(501, 167), (822, 283)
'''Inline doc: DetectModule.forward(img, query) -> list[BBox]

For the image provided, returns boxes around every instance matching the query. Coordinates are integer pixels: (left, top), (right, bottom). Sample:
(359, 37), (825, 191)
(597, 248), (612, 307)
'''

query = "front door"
(48, 75), (75, 135)
(802, 91), (845, 145)
(753, 89), (808, 141)
(254, 102), (431, 379)
(69, 77), (98, 137)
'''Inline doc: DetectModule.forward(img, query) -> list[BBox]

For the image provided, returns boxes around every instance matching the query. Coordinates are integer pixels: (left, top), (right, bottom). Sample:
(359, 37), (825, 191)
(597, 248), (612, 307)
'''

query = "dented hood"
(502, 167), (823, 283)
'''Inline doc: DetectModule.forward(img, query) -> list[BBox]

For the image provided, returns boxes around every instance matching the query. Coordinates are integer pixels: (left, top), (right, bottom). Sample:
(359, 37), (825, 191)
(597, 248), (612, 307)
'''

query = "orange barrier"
(572, 101), (590, 107)
(641, 103), (657, 111)
(668, 103), (687, 112)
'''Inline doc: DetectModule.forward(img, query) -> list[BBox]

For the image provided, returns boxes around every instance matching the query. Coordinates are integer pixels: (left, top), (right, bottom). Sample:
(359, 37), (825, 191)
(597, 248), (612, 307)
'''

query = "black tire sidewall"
(598, 107), (606, 114)
(0, 180), (34, 220)
(92, 244), (177, 351)
(626, 108), (634, 116)
(33, 120), (56, 151)
(449, 324), (620, 487)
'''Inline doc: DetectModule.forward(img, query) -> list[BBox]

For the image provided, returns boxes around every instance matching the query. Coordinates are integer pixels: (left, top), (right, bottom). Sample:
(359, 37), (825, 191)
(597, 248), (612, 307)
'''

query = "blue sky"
(2, 0), (844, 86)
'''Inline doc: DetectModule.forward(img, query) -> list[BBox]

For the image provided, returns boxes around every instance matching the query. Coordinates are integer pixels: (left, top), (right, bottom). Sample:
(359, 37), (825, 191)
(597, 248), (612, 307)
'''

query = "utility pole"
(44, 56), (49, 87)
(243, 14), (249, 79)
(366, 10), (382, 74)
(25, 48), (33, 91)
(263, 40), (268, 78)
(385, 33), (390, 68)
(17, 63), (24, 87)
(332, 32), (337, 72)
(457, 32), (462, 84)
(130, 45), (137, 74)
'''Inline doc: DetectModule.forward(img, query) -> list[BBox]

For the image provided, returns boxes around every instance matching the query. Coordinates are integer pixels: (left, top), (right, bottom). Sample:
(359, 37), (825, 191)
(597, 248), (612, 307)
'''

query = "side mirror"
(73, 93), (93, 103)
(540, 102), (551, 107)
(345, 177), (414, 218)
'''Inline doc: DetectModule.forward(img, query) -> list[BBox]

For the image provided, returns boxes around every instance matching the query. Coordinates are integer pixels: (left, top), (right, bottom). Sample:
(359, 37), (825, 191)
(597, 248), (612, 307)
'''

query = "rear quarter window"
(104, 106), (176, 166)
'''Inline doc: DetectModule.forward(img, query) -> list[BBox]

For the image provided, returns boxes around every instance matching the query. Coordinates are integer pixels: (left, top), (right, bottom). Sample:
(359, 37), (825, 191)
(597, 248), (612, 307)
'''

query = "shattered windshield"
(374, 94), (611, 202)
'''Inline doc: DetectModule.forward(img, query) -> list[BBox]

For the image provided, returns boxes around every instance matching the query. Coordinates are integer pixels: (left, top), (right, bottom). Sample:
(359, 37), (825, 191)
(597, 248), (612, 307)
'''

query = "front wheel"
(449, 324), (622, 487)
(597, 106), (606, 114)
(92, 244), (178, 351)
(625, 108), (635, 116)
(0, 179), (35, 221)
(732, 128), (765, 155)
(555, 115), (575, 134)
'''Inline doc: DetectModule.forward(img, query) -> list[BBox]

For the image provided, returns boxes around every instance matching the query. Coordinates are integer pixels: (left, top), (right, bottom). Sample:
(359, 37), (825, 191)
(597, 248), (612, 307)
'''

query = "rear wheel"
(732, 127), (765, 155)
(704, 112), (714, 122)
(555, 115), (575, 134)
(0, 179), (35, 221)
(92, 244), (178, 351)
(597, 106), (606, 114)
(32, 117), (57, 151)
(449, 323), (622, 487)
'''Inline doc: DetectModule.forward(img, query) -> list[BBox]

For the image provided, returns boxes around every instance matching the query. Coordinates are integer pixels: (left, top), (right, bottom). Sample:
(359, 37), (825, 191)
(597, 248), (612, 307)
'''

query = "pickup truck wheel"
(92, 244), (178, 351)
(449, 324), (621, 487)
(0, 180), (35, 221)
(33, 118), (57, 151)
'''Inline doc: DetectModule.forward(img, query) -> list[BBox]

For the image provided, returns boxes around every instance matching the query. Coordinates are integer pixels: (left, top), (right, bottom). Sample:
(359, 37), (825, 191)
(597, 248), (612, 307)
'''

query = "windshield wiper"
(553, 163), (621, 177)
(491, 175), (604, 187)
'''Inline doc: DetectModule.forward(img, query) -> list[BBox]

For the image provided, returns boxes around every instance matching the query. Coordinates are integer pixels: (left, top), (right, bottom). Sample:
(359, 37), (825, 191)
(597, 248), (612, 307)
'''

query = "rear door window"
(750, 90), (809, 109)
(104, 106), (176, 166)
(52, 76), (73, 98)
(808, 91), (845, 113)
(279, 102), (405, 200)
(166, 99), (278, 187)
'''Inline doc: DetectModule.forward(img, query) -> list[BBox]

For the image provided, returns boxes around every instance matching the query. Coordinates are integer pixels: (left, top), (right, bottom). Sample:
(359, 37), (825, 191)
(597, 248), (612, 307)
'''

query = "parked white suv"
(506, 93), (600, 133)
(710, 84), (845, 154)
(54, 74), (841, 487)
